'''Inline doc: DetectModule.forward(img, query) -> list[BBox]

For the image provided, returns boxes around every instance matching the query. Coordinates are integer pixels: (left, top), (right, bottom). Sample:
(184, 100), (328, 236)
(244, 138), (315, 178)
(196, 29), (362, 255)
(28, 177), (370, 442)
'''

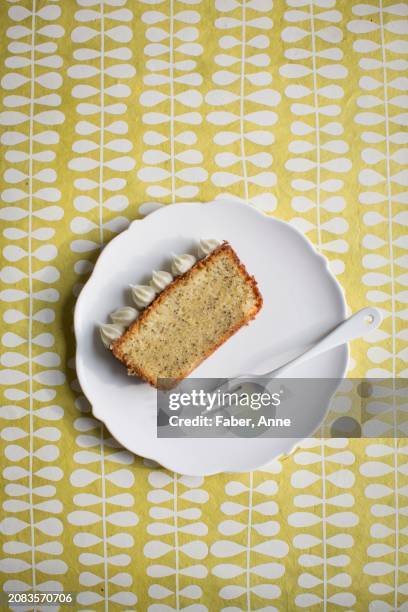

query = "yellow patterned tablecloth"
(0, 0), (407, 610)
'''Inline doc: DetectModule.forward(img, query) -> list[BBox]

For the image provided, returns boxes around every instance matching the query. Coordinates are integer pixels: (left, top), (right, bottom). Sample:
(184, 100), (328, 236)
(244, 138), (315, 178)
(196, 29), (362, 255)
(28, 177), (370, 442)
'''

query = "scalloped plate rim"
(74, 200), (348, 475)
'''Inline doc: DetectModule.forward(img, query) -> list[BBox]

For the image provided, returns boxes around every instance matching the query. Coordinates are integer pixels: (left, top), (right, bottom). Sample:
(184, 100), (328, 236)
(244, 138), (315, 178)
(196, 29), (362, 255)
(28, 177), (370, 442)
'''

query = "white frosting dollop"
(130, 284), (156, 309)
(110, 306), (138, 326)
(171, 253), (196, 276)
(150, 270), (173, 292)
(197, 238), (222, 258)
(100, 323), (124, 348)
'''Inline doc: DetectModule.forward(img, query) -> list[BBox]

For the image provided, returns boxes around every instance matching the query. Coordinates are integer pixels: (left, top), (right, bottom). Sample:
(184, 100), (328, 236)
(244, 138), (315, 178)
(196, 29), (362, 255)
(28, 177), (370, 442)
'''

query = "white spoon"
(218, 307), (382, 392)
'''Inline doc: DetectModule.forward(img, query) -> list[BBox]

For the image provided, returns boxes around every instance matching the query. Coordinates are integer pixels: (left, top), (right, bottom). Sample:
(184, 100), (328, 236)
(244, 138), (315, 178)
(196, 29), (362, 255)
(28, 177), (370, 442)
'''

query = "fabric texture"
(0, 0), (406, 610)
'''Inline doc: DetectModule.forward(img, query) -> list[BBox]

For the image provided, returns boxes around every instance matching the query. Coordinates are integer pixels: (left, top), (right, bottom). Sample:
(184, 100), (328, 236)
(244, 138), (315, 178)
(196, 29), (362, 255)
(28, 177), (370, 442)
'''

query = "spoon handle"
(266, 306), (382, 378)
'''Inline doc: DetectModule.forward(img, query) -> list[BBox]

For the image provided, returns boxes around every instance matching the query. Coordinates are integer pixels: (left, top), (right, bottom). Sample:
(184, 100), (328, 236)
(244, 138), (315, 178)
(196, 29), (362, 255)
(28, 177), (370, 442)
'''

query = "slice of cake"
(110, 242), (262, 389)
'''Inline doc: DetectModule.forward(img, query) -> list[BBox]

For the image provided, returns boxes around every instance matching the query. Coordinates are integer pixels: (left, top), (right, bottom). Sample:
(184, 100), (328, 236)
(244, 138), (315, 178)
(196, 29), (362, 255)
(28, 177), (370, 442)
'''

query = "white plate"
(75, 201), (348, 475)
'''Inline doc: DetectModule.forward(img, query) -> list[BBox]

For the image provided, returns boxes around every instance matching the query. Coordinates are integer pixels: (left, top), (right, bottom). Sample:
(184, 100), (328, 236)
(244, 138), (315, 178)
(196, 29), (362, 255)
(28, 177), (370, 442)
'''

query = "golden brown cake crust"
(111, 242), (263, 389)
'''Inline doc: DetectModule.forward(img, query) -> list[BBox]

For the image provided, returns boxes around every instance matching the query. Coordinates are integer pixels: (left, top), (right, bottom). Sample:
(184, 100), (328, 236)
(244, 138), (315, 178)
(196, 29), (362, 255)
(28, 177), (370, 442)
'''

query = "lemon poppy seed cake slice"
(111, 243), (263, 389)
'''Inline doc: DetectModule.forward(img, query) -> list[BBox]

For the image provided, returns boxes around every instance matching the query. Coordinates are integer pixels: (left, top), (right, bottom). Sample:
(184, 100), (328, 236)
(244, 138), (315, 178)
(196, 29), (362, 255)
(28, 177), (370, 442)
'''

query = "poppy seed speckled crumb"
(111, 242), (263, 389)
